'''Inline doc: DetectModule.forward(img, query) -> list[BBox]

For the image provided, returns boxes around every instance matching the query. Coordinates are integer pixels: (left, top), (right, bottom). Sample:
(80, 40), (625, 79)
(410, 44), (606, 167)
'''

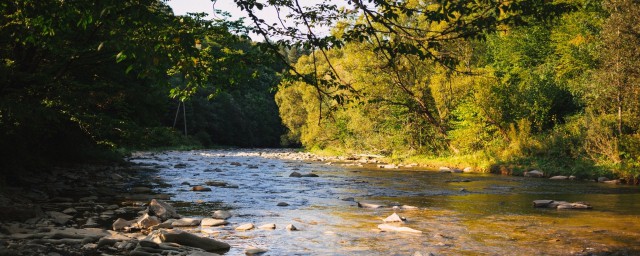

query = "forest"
(1, 0), (639, 182)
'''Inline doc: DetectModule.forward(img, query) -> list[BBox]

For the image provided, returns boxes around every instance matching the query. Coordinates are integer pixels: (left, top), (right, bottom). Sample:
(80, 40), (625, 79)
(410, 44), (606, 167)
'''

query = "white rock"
(524, 170), (544, 177)
(383, 213), (405, 223)
(245, 246), (268, 255)
(549, 176), (568, 180)
(112, 218), (133, 231)
(235, 223), (255, 231)
(258, 223), (276, 230)
(378, 224), (422, 234)
(136, 213), (161, 229)
(201, 218), (228, 227)
(357, 202), (383, 208)
(286, 224), (298, 231)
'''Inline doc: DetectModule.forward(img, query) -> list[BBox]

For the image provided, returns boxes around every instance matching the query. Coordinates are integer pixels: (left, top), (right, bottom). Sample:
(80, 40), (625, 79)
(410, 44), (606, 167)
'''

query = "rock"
(149, 199), (180, 220)
(378, 164), (398, 169)
(112, 218), (134, 231)
(172, 218), (201, 227)
(340, 197), (355, 201)
(557, 202), (592, 210)
(463, 167), (474, 173)
(138, 240), (160, 248)
(301, 173), (319, 177)
(245, 246), (268, 255)
(357, 202), (383, 209)
(569, 175), (577, 180)
(378, 224), (422, 234)
(401, 205), (419, 210)
(439, 167), (451, 173)
(532, 200), (555, 208)
(459, 188), (467, 192)
(597, 177), (609, 183)
(201, 218), (228, 227)
(136, 213), (161, 229)
(62, 208), (77, 215)
(549, 176), (568, 180)
(383, 213), (405, 223)
(603, 179), (621, 184)
(524, 170), (544, 177)
(189, 252), (221, 256)
(46, 211), (73, 225)
(236, 223), (255, 231)
(83, 217), (101, 228)
(277, 202), (289, 207)
(212, 210), (232, 220)
(289, 172), (302, 177)
(451, 168), (463, 173)
(152, 230), (230, 252)
(533, 200), (592, 210)
(286, 224), (297, 231)
(205, 181), (227, 187)
(258, 223), (276, 230)
(82, 243), (98, 250)
(174, 163), (187, 168)
(181, 181), (191, 186)
(192, 186), (212, 192)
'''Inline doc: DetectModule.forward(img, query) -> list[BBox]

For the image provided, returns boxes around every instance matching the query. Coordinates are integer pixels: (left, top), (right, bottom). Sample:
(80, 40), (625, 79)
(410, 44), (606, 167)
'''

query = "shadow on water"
(130, 149), (640, 255)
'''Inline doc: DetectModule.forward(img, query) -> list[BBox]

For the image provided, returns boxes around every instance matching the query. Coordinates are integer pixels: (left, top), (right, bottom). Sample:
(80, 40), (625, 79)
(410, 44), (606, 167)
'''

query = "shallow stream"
(129, 149), (640, 255)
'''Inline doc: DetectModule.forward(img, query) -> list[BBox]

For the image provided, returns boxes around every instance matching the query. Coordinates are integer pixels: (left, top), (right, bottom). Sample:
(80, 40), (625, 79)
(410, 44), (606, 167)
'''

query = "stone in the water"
(201, 218), (228, 227)
(439, 167), (451, 173)
(205, 181), (227, 187)
(357, 202), (383, 209)
(286, 224), (298, 231)
(557, 202), (592, 210)
(181, 181), (191, 186)
(463, 167), (474, 173)
(383, 213), (406, 223)
(192, 186), (212, 192)
(174, 163), (187, 168)
(277, 202), (289, 207)
(258, 223), (276, 230)
(597, 177), (609, 182)
(172, 217), (201, 227)
(341, 197), (355, 202)
(289, 171), (302, 177)
(149, 199), (180, 220)
(245, 246), (268, 255)
(235, 223), (255, 231)
(212, 210), (232, 220)
(549, 176), (568, 180)
(524, 170), (544, 177)
(533, 200), (592, 210)
(401, 205), (419, 210)
(378, 224), (422, 234)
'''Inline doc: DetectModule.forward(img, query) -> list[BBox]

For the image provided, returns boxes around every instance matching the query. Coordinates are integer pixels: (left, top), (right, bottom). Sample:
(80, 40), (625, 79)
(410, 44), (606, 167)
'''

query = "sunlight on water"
(130, 149), (640, 255)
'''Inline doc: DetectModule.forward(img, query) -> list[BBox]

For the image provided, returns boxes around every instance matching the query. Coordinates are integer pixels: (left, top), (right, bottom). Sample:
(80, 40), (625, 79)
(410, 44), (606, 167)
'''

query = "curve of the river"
(129, 149), (640, 256)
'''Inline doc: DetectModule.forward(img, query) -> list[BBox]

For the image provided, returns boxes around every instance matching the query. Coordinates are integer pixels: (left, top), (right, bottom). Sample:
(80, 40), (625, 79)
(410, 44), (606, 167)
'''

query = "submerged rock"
(192, 186), (212, 192)
(533, 200), (592, 210)
(277, 202), (289, 207)
(378, 224), (422, 234)
(286, 224), (298, 231)
(245, 246), (268, 255)
(549, 176), (568, 180)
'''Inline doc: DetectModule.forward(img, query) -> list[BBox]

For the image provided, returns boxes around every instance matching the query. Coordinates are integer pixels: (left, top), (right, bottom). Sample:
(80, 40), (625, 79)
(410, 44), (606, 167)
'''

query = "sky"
(166, 0), (338, 41)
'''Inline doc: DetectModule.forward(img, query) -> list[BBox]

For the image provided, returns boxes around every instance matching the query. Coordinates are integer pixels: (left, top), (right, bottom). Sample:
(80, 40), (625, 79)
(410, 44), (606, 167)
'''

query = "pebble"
(236, 223), (255, 231)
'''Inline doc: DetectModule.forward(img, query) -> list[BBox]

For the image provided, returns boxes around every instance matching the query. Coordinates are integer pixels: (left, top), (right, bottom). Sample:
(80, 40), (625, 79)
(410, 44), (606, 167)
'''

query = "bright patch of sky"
(165, 0), (342, 41)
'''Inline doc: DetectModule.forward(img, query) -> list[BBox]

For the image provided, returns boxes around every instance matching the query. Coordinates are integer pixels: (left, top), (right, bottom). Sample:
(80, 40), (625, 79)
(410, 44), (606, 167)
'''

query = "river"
(129, 149), (640, 255)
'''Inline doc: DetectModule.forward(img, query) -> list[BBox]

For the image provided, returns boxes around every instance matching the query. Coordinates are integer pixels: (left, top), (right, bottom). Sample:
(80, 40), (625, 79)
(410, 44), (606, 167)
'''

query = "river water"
(129, 149), (640, 256)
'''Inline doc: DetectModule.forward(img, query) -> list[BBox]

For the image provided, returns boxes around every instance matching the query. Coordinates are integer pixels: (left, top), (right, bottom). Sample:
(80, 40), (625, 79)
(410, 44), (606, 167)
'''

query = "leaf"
(115, 51), (127, 63)
(97, 42), (104, 51)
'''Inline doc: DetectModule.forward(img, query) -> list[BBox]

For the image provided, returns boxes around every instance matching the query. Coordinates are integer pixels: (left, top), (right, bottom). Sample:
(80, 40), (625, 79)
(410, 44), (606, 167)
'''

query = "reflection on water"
(131, 149), (640, 255)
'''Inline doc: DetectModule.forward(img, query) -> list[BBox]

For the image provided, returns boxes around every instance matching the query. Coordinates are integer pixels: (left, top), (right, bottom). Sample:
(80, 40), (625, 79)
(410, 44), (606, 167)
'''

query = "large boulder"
(148, 199), (180, 220)
(148, 230), (230, 252)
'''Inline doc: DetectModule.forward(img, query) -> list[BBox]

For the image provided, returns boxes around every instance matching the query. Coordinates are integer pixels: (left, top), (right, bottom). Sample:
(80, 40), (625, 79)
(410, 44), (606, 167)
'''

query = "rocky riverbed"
(2, 148), (640, 255)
